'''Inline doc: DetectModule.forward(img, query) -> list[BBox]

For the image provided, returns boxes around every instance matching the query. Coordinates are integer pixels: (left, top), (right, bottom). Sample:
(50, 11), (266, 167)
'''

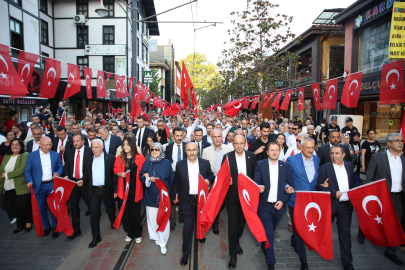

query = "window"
(11, 0), (21, 6)
(76, 0), (88, 17)
(10, 18), (23, 50)
(103, 56), (114, 73)
(103, 0), (114, 17)
(137, 38), (140, 58)
(136, 12), (139, 31)
(41, 52), (49, 69)
(103, 26), (114, 45)
(40, 0), (47, 13)
(77, 56), (88, 78)
(41, 20), (48, 45)
(143, 45), (148, 63)
(77, 26), (88, 48)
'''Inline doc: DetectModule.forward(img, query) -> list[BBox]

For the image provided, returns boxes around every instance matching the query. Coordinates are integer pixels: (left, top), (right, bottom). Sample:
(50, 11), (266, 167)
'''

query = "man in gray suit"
(366, 132), (405, 266)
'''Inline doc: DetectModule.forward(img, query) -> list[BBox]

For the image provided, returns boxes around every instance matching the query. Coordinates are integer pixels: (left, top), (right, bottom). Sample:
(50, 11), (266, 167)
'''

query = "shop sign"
(0, 97), (48, 106)
(359, 75), (381, 95)
(388, 2), (405, 59)
(354, 0), (394, 29)
(143, 71), (153, 84)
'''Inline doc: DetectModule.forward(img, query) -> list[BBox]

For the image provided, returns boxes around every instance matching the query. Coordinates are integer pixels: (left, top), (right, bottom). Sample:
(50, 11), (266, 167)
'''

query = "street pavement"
(1, 199), (405, 270)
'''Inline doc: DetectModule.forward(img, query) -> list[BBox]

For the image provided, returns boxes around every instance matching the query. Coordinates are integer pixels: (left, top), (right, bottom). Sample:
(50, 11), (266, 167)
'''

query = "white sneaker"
(135, 237), (142, 243)
(155, 240), (159, 246)
(10, 218), (16, 224)
(161, 246), (167, 255)
(125, 236), (132, 242)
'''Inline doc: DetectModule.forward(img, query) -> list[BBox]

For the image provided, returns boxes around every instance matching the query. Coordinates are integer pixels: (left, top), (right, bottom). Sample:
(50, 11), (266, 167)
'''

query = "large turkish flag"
(197, 174), (209, 239)
(280, 89), (293, 111)
(322, 78), (338, 110)
(181, 62), (192, 107)
(130, 81), (141, 122)
(63, 64), (81, 99)
(225, 99), (243, 117)
(294, 191), (333, 260)
(156, 179), (171, 232)
(341, 72), (362, 108)
(0, 45), (29, 97)
(52, 177), (76, 236)
(30, 186), (44, 237)
(379, 60), (405, 105)
(263, 93), (276, 109)
(39, 58), (62, 99)
(311, 83), (321, 110)
(348, 179), (405, 246)
(271, 91), (283, 111)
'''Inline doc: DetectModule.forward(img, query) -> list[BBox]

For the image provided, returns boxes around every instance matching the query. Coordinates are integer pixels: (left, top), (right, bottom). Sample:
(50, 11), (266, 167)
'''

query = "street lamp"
(95, 1), (109, 17)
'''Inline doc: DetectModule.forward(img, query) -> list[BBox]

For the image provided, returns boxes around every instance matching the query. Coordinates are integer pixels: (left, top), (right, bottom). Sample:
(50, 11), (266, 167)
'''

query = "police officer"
(341, 117), (359, 141)
(322, 116), (340, 145)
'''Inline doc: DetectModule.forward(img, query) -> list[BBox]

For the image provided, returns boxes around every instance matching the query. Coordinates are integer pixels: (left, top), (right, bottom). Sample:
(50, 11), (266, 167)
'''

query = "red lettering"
(367, 10), (372, 19)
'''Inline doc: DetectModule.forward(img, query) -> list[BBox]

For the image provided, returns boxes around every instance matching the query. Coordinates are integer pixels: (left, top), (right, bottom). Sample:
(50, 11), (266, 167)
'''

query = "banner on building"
(389, 2), (405, 59)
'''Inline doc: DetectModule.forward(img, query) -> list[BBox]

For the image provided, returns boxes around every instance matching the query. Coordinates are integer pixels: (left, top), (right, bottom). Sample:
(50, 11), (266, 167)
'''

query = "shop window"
(41, 20), (48, 45)
(76, 0), (88, 17)
(77, 56), (88, 78)
(103, 0), (114, 17)
(103, 26), (114, 45)
(40, 0), (47, 13)
(358, 17), (391, 74)
(77, 26), (88, 48)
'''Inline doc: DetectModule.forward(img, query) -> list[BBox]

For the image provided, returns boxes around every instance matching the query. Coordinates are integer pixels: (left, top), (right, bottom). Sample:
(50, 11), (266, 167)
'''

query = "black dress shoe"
(199, 238), (206, 243)
(236, 245), (243, 255)
(88, 238), (102, 248)
(180, 254), (189, 265)
(44, 228), (51, 236)
(85, 210), (90, 216)
(212, 226), (219, 235)
(25, 226), (32, 233)
(301, 263), (309, 270)
(66, 230), (81, 240)
(13, 228), (23, 234)
(343, 264), (355, 270)
(170, 222), (176, 231)
(384, 250), (404, 266)
(228, 256), (237, 268)
(268, 264), (275, 270)
(51, 227), (59, 239)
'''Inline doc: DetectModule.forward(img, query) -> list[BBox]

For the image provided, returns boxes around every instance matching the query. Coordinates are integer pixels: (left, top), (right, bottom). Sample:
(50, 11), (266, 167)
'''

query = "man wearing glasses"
(365, 133), (405, 267)
(317, 130), (352, 167)
(286, 123), (302, 148)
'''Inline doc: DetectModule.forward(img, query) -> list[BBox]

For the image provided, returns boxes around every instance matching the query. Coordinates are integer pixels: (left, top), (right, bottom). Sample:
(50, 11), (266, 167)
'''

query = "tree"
(218, 0), (301, 98)
(149, 68), (161, 96)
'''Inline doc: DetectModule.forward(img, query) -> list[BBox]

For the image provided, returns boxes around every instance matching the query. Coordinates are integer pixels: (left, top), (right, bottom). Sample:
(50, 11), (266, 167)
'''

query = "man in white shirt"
(181, 116), (199, 139)
(286, 123), (302, 148)
(26, 127), (43, 153)
(317, 145), (355, 270)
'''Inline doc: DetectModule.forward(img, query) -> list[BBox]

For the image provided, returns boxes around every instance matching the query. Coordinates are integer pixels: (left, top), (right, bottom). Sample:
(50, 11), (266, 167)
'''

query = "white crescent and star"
(362, 195), (383, 214)
(328, 85), (336, 95)
(243, 189), (251, 206)
(0, 55), (9, 71)
(21, 63), (30, 82)
(47, 67), (56, 80)
(349, 79), (359, 92)
(55, 187), (64, 203)
(68, 72), (75, 82)
(305, 202), (322, 232)
(161, 189), (169, 212)
(386, 69), (400, 90)
(233, 103), (242, 109)
(299, 91), (304, 99)
(313, 88), (319, 97)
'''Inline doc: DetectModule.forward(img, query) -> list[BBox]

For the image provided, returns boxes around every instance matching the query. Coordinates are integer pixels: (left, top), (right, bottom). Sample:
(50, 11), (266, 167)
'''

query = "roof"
(334, 0), (375, 24)
(150, 61), (170, 70)
(313, 8), (344, 25)
(143, 0), (159, 36)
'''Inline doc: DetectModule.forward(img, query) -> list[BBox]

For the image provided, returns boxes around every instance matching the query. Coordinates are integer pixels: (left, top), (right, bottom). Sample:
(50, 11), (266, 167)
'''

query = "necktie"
(198, 143), (201, 157)
(75, 150), (81, 179)
(59, 140), (64, 161)
(177, 145), (181, 162)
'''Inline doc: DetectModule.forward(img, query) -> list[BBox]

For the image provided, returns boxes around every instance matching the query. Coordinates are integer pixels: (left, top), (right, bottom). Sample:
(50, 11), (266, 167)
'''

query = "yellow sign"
(389, 2), (405, 59)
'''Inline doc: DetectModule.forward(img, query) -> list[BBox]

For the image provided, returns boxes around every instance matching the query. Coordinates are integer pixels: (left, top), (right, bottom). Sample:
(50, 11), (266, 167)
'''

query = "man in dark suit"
(317, 129), (352, 167)
(318, 145), (356, 270)
(51, 125), (73, 166)
(365, 133), (405, 266)
(63, 133), (93, 240)
(192, 127), (211, 157)
(26, 127), (42, 153)
(156, 119), (168, 145)
(133, 115), (154, 150)
(222, 135), (257, 268)
(254, 141), (293, 270)
(97, 125), (122, 156)
(85, 138), (117, 248)
(170, 142), (215, 266)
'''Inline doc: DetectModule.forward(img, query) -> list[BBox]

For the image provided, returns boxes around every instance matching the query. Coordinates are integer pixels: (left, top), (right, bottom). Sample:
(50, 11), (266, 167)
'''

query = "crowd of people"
(0, 104), (403, 270)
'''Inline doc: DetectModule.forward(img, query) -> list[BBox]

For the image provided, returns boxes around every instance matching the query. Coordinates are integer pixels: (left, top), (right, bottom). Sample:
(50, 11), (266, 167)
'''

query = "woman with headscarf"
(139, 142), (174, 255)
(113, 137), (145, 243)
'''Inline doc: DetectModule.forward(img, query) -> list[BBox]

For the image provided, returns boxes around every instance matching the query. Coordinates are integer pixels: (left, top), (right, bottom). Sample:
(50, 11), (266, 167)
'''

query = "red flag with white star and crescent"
(83, 67), (93, 99)
(311, 83), (321, 110)
(17, 50), (40, 90)
(341, 72), (362, 108)
(379, 59), (405, 105)
(298, 87), (305, 111)
(322, 78), (338, 110)
(39, 58), (61, 99)
(280, 89), (293, 111)
(156, 179), (171, 232)
(63, 63), (81, 100)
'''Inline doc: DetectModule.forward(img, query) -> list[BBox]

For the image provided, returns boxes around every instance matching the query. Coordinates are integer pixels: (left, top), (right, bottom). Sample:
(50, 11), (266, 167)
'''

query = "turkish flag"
(251, 95), (261, 110)
(129, 81), (141, 123)
(0, 45), (29, 97)
(379, 60), (405, 105)
(298, 87), (305, 111)
(39, 58), (61, 98)
(63, 64), (81, 100)
(263, 93), (276, 108)
(162, 106), (171, 117)
(190, 86), (197, 108)
(59, 111), (66, 126)
(96, 70), (108, 98)
(53, 177), (76, 236)
(199, 158), (231, 232)
(238, 173), (270, 248)
(322, 79), (338, 110)
(165, 124), (170, 140)
(83, 67), (92, 99)
(140, 83), (147, 100)
(115, 75), (125, 98)
(223, 100), (232, 109)
(197, 174), (209, 239)
(122, 77), (130, 97)
(280, 89), (294, 111)
(17, 51), (40, 89)
(271, 91), (283, 111)
(114, 171), (130, 229)
(225, 99), (243, 117)
(294, 191), (333, 260)
(170, 103), (180, 115)
(156, 179), (171, 232)
(347, 179), (405, 246)
(128, 77), (133, 93)
(181, 62), (192, 107)
(242, 97), (250, 109)
(341, 72), (362, 108)
(30, 186), (44, 238)
(144, 91), (152, 103)
(311, 83), (321, 110)
(153, 96), (165, 109)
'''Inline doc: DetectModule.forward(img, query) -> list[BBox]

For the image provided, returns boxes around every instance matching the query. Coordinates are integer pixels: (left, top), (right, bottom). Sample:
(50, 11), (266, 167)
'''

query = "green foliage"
(149, 68), (161, 96)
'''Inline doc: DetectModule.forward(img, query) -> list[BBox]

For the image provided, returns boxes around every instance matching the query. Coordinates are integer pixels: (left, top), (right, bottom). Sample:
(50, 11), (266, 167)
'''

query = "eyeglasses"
(288, 127), (294, 129)
(150, 148), (160, 152)
(296, 139), (301, 143)
(390, 139), (403, 143)
(293, 128), (298, 130)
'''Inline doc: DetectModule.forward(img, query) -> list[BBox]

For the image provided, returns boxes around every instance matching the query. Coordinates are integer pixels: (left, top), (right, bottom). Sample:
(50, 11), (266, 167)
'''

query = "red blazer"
(114, 154), (145, 202)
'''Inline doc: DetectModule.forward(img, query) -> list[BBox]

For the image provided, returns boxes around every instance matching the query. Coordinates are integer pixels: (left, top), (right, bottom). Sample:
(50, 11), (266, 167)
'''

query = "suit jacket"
(133, 127), (154, 150)
(86, 153), (117, 199)
(192, 140), (211, 156)
(253, 159), (294, 214)
(170, 158), (215, 212)
(24, 150), (64, 195)
(317, 142), (352, 167)
(222, 150), (257, 204)
(201, 144), (233, 173)
(51, 135), (73, 163)
(286, 153), (320, 207)
(63, 146), (93, 183)
(165, 142), (187, 165)
(103, 134), (123, 156)
(366, 151), (405, 198)
(317, 161), (356, 214)
(202, 135), (208, 141)
(0, 152), (29, 195)
(26, 140), (38, 153)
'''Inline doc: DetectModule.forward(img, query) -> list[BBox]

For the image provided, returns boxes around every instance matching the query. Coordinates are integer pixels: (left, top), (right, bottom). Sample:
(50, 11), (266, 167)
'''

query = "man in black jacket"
(317, 130), (352, 167)
(51, 125), (73, 166)
(97, 125), (122, 156)
(248, 122), (271, 161)
(133, 115), (155, 150)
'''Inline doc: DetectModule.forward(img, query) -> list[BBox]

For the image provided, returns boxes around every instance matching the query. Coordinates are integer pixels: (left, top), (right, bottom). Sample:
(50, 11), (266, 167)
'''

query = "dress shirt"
(40, 150), (53, 181)
(284, 132), (293, 141)
(92, 153), (105, 186)
(387, 150), (403, 192)
(268, 160), (279, 203)
(235, 152), (247, 174)
(104, 134), (111, 154)
(87, 138), (92, 147)
(32, 140), (40, 152)
(136, 127), (145, 148)
(278, 150), (285, 161)
(286, 134), (297, 148)
(302, 155), (316, 183)
(171, 143), (183, 171)
(187, 159), (199, 195)
(57, 136), (68, 163)
(213, 146), (223, 176)
(333, 163), (349, 201)
(73, 147), (84, 179)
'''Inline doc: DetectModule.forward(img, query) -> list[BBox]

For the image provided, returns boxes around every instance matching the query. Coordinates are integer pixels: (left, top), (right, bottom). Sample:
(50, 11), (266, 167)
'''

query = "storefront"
(0, 96), (48, 127)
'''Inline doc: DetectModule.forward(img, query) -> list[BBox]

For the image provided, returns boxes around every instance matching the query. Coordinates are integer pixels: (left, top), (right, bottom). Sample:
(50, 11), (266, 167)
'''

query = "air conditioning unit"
(73, 15), (86, 24)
